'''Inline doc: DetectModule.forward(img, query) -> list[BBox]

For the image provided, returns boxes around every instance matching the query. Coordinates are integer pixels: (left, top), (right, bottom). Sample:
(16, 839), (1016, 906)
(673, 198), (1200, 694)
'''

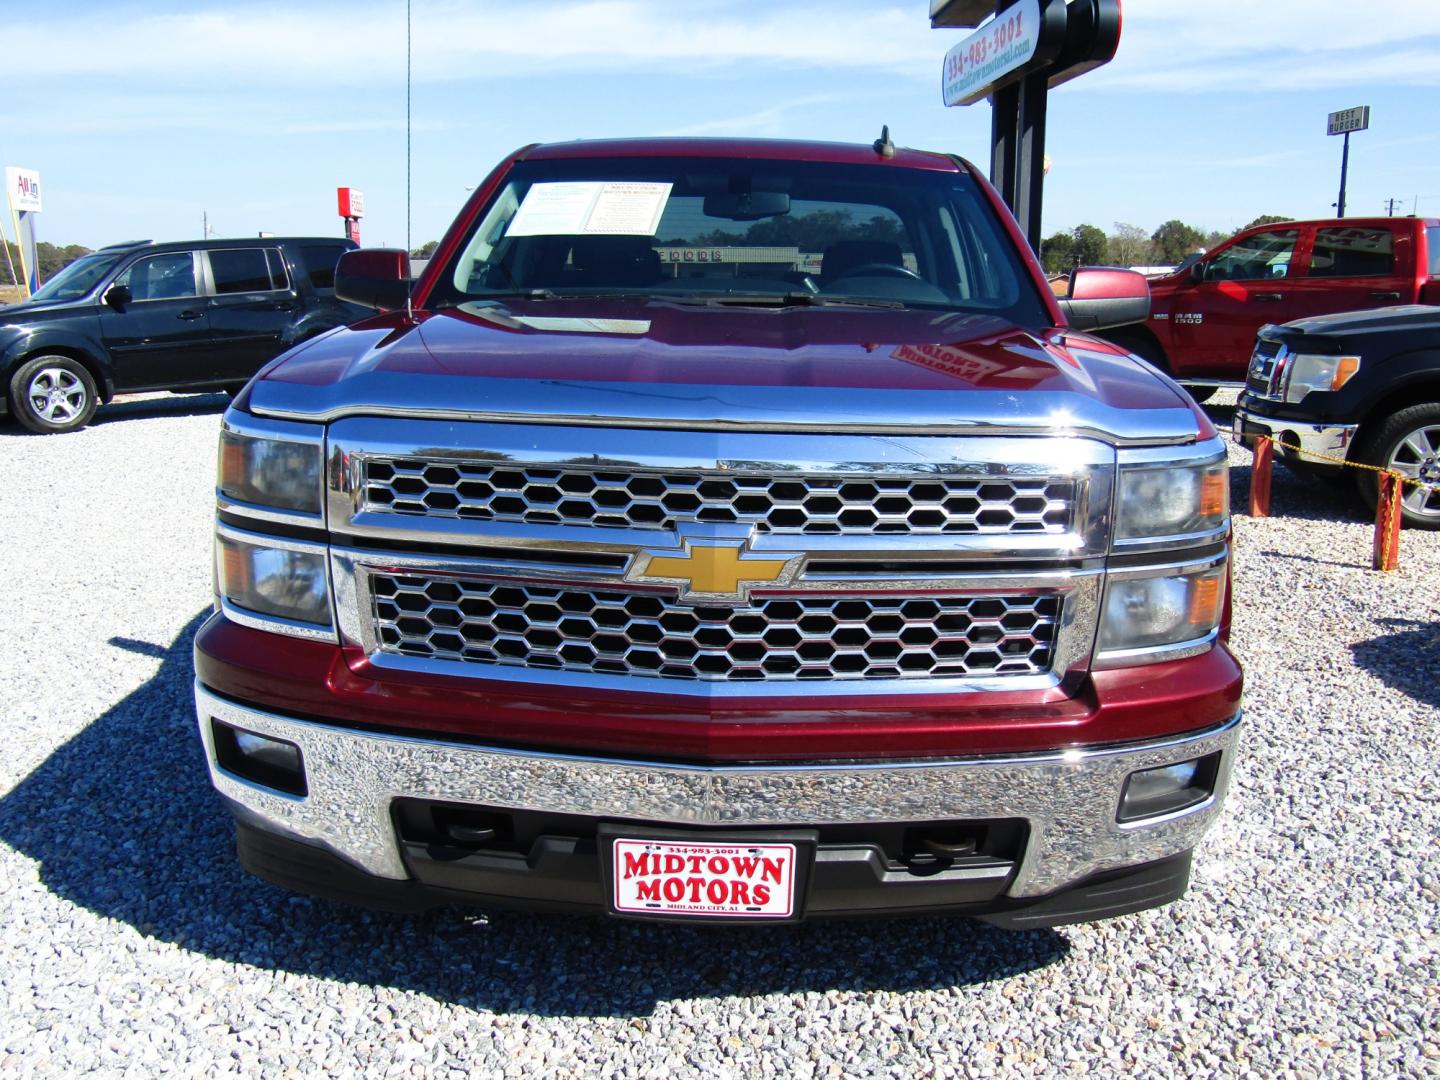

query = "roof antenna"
(873, 125), (894, 158)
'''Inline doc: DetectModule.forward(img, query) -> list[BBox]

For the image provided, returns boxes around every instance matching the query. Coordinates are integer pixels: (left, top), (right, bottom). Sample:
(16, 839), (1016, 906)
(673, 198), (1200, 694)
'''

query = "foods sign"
(942, 0), (1040, 107)
(6, 167), (42, 213)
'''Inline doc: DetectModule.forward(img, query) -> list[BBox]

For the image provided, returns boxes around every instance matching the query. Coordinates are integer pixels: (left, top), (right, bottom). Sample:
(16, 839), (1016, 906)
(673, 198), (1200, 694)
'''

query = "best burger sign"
(611, 838), (798, 918)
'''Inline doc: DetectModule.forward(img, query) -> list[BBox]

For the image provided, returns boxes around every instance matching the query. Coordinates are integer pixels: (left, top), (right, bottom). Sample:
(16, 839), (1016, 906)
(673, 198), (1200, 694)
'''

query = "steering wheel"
(829, 262), (924, 282)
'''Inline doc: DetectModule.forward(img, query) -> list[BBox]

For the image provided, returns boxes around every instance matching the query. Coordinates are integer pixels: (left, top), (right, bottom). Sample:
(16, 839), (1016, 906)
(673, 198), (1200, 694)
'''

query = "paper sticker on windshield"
(506, 181), (672, 237)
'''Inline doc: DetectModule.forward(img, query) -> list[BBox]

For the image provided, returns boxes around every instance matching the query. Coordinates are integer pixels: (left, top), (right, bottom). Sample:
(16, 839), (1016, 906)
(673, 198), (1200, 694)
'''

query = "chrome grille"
(1247, 339), (1286, 398)
(370, 573), (1060, 683)
(362, 460), (1074, 536)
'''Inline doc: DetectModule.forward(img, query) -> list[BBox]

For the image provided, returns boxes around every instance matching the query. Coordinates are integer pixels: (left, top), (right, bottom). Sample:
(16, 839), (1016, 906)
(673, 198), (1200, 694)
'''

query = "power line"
(406, 0), (412, 256)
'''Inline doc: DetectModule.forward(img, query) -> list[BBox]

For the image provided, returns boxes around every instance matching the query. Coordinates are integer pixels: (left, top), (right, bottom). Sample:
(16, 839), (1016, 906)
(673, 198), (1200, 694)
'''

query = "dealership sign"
(336, 187), (365, 218)
(1327, 106), (1370, 136)
(6, 167), (42, 213)
(942, 0), (1040, 106)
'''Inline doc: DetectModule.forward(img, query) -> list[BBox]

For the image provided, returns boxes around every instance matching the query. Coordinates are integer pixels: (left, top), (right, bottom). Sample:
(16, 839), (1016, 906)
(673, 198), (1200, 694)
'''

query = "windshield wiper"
(466, 288), (564, 301)
(665, 292), (905, 310)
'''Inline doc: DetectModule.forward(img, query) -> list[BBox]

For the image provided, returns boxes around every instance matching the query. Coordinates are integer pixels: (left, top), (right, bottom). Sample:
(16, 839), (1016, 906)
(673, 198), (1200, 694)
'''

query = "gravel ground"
(0, 389), (1436, 1077)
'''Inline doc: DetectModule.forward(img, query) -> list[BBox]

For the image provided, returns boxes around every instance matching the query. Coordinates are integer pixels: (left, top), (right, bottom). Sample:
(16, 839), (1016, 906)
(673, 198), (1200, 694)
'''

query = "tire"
(8, 355), (99, 434)
(1352, 402), (1440, 530)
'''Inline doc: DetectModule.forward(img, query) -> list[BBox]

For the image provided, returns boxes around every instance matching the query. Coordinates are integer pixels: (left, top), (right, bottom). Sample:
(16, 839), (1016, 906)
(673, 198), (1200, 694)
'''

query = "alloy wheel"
(27, 367), (89, 424)
(1387, 423), (1440, 519)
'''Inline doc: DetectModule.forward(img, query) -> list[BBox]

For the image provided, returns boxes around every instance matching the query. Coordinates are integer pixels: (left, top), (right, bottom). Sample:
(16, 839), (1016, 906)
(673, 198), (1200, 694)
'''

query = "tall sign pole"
(1327, 106), (1369, 219)
(4, 167), (42, 298)
(933, 1), (1121, 255)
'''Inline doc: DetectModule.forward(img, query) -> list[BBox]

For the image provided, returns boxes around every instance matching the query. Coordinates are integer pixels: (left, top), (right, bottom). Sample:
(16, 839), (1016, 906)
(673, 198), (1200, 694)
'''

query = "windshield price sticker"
(612, 839), (797, 918)
(942, 0), (1040, 107)
(506, 181), (672, 237)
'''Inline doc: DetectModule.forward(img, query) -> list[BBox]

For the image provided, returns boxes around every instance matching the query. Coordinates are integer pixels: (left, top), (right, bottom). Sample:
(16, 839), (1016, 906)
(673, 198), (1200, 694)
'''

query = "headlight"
(1281, 353), (1360, 403)
(216, 530), (332, 632)
(1116, 461), (1228, 542)
(1098, 562), (1225, 658)
(218, 429), (323, 514)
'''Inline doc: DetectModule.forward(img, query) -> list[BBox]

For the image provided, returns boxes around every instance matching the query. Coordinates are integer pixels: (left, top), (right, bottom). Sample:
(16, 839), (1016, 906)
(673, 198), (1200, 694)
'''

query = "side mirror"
(103, 284), (132, 311)
(1057, 267), (1150, 331)
(335, 249), (412, 311)
(1188, 260), (1205, 284)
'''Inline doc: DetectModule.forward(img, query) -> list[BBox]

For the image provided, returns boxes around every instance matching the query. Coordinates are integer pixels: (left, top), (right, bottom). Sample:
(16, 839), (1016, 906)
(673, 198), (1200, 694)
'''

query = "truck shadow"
(92, 392), (229, 426)
(1350, 617), (1440, 710)
(0, 613), (1069, 1018)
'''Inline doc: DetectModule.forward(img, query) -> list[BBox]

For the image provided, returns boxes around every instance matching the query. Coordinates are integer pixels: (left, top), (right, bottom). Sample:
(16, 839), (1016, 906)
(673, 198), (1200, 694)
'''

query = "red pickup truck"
(1101, 217), (1440, 394)
(195, 138), (1242, 927)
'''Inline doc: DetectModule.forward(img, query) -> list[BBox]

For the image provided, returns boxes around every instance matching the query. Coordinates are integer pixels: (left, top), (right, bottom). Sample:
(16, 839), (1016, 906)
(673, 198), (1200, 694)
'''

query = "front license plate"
(610, 838), (798, 919)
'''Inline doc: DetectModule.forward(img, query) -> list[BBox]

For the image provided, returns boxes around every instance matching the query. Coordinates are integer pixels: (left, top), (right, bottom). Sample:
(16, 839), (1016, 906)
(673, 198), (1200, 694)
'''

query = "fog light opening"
(1117, 752), (1221, 824)
(212, 720), (308, 797)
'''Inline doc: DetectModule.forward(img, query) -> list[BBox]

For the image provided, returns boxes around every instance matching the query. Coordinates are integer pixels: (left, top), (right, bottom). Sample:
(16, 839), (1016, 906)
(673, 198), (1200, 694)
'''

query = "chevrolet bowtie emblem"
(628, 531), (802, 603)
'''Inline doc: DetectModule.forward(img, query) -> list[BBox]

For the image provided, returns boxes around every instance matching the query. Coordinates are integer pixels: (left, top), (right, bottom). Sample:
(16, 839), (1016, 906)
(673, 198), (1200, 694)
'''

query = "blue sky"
(7, 0), (1440, 251)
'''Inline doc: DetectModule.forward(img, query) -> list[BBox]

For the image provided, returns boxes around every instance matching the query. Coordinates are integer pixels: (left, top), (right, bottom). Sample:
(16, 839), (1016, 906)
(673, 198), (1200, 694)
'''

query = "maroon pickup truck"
(1101, 216), (1440, 395)
(195, 137), (1242, 927)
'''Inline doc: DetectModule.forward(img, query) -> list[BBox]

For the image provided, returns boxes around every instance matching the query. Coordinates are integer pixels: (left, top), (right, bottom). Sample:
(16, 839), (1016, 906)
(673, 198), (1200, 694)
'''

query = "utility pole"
(1385, 197), (1398, 217)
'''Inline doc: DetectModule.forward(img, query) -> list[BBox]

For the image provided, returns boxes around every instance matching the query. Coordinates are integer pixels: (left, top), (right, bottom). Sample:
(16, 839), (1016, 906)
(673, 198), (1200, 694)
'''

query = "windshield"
(26, 252), (127, 303)
(429, 156), (1048, 324)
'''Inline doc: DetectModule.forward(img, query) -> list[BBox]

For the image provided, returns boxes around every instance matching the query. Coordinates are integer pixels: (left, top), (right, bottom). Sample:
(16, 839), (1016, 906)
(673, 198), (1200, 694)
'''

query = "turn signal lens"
(1282, 353), (1362, 403)
(215, 532), (332, 629)
(1331, 355), (1361, 391)
(1117, 461), (1229, 541)
(1099, 565), (1227, 656)
(218, 430), (323, 514)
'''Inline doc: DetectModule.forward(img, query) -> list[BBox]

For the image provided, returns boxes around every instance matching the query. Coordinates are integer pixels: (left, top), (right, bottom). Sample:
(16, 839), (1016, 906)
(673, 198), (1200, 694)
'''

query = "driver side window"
(116, 252), (198, 301)
(1202, 229), (1298, 282)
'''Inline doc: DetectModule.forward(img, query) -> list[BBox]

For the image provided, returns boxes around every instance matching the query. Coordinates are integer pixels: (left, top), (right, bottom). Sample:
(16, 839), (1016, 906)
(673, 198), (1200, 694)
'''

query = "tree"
(1107, 223), (1150, 268)
(2, 240), (90, 287)
(1039, 232), (1075, 275)
(1151, 219), (1206, 265)
(410, 240), (438, 259)
(1072, 224), (1108, 267)
(1241, 214), (1291, 231)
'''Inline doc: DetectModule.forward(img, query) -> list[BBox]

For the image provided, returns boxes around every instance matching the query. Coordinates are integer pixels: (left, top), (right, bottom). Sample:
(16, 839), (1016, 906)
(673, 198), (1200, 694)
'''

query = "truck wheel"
(8, 355), (100, 434)
(1353, 403), (1440, 529)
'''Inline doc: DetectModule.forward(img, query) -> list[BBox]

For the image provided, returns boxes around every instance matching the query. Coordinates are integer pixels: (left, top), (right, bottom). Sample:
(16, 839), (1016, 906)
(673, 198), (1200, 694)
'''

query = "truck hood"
(1279, 304), (1440, 338)
(248, 298), (1203, 444)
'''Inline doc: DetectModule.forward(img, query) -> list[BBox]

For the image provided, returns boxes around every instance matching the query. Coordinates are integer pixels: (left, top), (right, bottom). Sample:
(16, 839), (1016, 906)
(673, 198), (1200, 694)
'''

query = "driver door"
(1167, 227), (1304, 380)
(100, 250), (215, 391)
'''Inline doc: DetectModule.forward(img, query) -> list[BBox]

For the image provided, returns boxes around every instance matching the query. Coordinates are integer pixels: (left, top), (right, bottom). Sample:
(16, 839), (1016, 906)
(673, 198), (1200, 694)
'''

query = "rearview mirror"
(702, 191), (790, 221)
(335, 249), (412, 311)
(1057, 267), (1149, 331)
(103, 284), (131, 311)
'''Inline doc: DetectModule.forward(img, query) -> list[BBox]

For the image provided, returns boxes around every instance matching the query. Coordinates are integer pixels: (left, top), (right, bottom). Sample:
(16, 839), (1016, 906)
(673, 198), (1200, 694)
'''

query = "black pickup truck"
(1234, 304), (1440, 528)
(1, 236), (362, 433)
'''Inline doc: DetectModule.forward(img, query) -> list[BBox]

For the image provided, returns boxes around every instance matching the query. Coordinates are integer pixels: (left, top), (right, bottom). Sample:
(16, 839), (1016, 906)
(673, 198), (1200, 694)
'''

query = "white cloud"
(6, 2), (935, 84)
(657, 95), (857, 137)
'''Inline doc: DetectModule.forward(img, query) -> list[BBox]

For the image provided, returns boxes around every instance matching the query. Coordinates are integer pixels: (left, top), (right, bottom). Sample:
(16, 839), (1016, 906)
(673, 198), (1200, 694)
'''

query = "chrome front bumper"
(194, 681), (1241, 900)
(1233, 405), (1358, 464)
